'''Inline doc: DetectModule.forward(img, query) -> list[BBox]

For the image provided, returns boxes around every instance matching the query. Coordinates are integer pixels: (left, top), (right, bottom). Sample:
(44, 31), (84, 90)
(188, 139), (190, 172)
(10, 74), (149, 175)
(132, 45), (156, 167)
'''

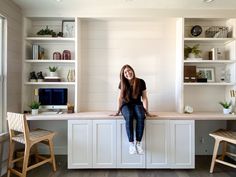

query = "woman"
(111, 64), (155, 155)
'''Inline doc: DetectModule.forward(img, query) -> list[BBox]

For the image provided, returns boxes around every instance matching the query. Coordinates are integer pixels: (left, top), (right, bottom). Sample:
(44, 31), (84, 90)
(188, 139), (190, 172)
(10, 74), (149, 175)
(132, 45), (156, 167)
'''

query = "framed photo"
(62, 20), (75, 38)
(196, 67), (215, 82)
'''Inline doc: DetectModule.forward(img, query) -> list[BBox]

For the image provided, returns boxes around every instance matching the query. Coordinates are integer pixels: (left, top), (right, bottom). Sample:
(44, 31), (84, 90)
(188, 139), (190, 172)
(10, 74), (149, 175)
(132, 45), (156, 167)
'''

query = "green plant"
(49, 66), (58, 72)
(29, 101), (40, 109)
(219, 101), (232, 109)
(37, 26), (55, 36)
(184, 44), (201, 58)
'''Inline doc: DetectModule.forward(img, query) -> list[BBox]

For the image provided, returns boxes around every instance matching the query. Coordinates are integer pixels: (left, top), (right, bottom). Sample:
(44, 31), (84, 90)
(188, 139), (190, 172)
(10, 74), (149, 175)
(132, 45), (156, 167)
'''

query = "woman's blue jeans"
(121, 104), (146, 142)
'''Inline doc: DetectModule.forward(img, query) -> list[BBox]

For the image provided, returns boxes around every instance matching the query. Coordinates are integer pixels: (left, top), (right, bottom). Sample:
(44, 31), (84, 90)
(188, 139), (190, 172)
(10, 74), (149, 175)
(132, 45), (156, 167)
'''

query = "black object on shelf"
(191, 25), (202, 37)
(197, 78), (207, 82)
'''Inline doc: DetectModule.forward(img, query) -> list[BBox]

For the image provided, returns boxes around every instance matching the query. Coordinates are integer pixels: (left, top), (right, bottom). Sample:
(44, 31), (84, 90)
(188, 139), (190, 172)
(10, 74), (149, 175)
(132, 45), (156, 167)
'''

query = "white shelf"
(26, 37), (75, 42)
(184, 38), (235, 43)
(184, 82), (236, 86)
(184, 60), (236, 64)
(25, 82), (75, 85)
(25, 60), (76, 63)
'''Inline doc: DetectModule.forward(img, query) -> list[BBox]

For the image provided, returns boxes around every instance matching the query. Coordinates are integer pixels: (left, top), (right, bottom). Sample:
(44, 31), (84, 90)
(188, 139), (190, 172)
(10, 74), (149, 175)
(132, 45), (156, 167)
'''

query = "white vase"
(223, 108), (231, 115)
(188, 53), (196, 58)
(49, 72), (57, 77)
(31, 109), (39, 115)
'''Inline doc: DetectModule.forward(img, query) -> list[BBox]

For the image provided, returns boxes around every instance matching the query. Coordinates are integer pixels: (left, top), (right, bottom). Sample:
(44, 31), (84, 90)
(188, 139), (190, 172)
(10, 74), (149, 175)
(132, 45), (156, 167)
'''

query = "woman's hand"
(146, 112), (157, 117)
(110, 112), (120, 116)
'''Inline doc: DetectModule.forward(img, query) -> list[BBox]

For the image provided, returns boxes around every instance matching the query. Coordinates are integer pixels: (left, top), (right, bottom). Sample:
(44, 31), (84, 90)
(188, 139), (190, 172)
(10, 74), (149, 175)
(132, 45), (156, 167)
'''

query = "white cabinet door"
(93, 120), (117, 168)
(170, 120), (195, 168)
(116, 120), (145, 168)
(68, 120), (93, 169)
(146, 120), (170, 168)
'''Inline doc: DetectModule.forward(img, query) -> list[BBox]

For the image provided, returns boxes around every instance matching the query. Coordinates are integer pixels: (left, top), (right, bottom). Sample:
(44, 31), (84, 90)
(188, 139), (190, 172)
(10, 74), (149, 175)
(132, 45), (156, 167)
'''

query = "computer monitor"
(38, 88), (68, 110)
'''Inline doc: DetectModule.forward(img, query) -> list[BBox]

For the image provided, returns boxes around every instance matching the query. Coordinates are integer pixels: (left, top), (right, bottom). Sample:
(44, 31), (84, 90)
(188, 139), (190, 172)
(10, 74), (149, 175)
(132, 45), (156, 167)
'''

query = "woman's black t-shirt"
(119, 78), (146, 105)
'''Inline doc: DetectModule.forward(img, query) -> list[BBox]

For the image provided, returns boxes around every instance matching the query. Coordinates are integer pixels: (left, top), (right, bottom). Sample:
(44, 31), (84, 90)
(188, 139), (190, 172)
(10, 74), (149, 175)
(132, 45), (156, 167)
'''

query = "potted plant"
(48, 66), (58, 77)
(29, 101), (40, 115)
(219, 101), (232, 114)
(184, 44), (201, 59)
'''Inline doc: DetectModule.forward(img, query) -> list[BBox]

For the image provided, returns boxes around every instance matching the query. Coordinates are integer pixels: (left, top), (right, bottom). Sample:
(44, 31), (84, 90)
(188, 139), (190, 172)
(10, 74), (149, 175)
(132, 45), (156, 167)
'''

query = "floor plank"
(4, 156), (236, 177)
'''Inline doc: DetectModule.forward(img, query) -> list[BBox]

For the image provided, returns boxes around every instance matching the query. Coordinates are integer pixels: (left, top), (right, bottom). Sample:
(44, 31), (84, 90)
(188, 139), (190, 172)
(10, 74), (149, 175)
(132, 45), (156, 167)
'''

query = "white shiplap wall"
(0, 0), (22, 114)
(0, 0), (22, 174)
(80, 19), (177, 112)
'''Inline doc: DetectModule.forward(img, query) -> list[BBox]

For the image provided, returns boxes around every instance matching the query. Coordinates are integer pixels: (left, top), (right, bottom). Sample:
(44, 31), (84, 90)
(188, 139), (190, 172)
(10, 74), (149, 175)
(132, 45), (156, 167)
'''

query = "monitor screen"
(39, 88), (68, 109)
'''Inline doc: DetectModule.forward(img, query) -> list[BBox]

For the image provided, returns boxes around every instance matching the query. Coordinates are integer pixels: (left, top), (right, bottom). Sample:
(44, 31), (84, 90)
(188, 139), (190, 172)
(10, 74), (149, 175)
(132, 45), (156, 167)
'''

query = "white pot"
(49, 72), (57, 77)
(188, 53), (196, 58)
(31, 109), (39, 115)
(223, 108), (231, 115)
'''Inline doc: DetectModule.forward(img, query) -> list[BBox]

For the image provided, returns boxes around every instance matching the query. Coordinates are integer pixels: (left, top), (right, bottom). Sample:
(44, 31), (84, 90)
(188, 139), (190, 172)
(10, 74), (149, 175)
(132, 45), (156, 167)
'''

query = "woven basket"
(205, 26), (228, 38)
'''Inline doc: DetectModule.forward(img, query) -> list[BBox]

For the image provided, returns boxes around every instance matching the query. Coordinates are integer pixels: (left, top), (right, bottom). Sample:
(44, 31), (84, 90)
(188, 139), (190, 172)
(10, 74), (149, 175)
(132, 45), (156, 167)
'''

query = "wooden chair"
(7, 112), (56, 177)
(209, 129), (236, 173)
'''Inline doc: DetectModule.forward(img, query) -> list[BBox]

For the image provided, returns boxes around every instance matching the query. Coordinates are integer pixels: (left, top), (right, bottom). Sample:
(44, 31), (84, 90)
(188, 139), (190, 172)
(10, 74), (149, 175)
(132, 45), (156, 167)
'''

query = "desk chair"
(7, 112), (56, 177)
(209, 129), (236, 173)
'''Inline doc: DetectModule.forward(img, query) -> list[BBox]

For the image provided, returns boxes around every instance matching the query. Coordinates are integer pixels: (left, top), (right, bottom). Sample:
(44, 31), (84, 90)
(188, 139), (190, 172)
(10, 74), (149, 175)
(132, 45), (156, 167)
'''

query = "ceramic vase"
(223, 108), (231, 115)
(31, 109), (38, 115)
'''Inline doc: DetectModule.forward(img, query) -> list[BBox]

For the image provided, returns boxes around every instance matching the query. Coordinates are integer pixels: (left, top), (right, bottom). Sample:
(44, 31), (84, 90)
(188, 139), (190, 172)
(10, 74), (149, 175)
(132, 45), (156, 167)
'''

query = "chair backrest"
(7, 112), (29, 141)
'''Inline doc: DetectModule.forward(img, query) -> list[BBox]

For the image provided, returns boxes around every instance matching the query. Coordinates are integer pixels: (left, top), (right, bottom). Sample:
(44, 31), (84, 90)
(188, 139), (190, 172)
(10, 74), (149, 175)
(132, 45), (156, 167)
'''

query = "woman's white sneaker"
(136, 142), (144, 154)
(129, 143), (137, 154)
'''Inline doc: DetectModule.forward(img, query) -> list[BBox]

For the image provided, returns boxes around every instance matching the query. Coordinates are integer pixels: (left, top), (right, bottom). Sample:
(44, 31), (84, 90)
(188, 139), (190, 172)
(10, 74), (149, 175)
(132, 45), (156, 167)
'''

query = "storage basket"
(205, 26), (228, 38)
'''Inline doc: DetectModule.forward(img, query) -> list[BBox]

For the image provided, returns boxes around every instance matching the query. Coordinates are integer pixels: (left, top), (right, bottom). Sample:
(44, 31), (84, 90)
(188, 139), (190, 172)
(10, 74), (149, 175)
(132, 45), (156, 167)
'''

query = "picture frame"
(196, 67), (215, 82)
(62, 20), (75, 38)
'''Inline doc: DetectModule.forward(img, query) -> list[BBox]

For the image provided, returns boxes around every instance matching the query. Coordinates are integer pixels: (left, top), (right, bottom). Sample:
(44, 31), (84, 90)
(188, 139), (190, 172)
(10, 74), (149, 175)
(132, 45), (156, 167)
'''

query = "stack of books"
(32, 44), (44, 59)
(44, 76), (61, 82)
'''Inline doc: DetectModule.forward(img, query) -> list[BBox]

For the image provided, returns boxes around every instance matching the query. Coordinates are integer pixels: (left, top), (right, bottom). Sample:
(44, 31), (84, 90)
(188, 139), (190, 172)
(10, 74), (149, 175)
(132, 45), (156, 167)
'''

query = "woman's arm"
(142, 90), (156, 117)
(110, 90), (122, 116)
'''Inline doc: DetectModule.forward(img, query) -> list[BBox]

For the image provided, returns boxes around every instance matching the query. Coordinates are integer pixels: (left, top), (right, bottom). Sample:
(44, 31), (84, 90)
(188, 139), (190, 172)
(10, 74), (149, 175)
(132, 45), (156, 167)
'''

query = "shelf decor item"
(37, 26), (56, 37)
(62, 20), (75, 38)
(62, 50), (71, 60)
(196, 67), (215, 82)
(191, 25), (202, 37)
(53, 52), (61, 60)
(184, 44), (201, 59)
(48, 66), (58, 77)
(205, 26), (229, 38)
(29, 101), (41, 115)
(219, 101), (232, 114)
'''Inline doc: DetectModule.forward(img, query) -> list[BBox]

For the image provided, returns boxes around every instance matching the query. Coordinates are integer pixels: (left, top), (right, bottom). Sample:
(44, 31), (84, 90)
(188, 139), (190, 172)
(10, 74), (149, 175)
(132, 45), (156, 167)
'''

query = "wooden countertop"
(26, 111), (236, 120)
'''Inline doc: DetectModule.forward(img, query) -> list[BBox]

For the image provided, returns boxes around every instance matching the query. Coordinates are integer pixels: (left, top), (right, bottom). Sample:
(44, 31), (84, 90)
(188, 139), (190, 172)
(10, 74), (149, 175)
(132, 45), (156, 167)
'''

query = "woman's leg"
(134, 104), (146, 142)
(121, 104), (134, 142)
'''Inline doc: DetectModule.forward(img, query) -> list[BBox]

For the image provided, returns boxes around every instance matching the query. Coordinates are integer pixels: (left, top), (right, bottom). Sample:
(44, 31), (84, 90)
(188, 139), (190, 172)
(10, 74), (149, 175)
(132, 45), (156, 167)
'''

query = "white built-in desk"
(26, 111), (236, 169)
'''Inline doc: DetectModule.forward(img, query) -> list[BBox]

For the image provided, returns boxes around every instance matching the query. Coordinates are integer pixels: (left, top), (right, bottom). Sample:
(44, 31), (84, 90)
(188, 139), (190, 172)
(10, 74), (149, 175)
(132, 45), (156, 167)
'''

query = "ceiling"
(11, 0), (236, 17)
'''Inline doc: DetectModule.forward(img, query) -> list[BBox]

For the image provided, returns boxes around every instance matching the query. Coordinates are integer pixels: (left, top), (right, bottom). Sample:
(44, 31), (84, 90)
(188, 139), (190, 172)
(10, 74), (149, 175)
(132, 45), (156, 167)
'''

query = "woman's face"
(124, 67), (134, 80)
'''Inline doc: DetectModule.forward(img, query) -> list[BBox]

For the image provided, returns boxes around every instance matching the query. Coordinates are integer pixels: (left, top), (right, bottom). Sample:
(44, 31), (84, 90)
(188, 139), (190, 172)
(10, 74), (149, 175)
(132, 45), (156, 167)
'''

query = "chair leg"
(221, 141), (227, 160)
(32, 144), (39, 163)
(22, 145), (31, 177)
(210, 139), (220, 173)
(48, 139), (56, 171)
(7, 141), (15, 177)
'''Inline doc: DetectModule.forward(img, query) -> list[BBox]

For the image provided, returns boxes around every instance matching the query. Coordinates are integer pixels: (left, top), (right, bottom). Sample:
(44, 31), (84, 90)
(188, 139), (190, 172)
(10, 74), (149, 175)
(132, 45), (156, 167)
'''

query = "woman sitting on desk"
(111, 64), (155, 154)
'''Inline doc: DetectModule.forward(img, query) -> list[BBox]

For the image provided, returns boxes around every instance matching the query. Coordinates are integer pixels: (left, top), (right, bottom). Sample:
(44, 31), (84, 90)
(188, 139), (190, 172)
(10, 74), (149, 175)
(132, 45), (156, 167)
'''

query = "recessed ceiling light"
(56, 0), (62, 2)
(203, 0), (215, 3)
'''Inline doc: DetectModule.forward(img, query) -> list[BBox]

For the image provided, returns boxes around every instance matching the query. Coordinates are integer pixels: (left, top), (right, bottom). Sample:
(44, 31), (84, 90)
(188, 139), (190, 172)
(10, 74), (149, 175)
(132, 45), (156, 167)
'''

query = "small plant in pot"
(219, 101), (232, 114)
(184, 44), (201, 59)
(29, 101), (40, 115)
(48, 66), (58, 77)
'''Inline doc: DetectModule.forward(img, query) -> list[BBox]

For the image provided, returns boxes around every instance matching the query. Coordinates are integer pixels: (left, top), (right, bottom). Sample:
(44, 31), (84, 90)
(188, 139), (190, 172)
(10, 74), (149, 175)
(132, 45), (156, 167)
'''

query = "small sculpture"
(37, 72), (44, 82)
(29, 72), (37, 82)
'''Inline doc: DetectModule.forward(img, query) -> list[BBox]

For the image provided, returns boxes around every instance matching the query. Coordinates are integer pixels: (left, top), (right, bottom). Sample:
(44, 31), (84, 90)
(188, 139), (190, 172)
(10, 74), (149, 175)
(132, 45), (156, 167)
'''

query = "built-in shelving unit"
(176, 18), (236, 113)
(22, 17), (79, 112)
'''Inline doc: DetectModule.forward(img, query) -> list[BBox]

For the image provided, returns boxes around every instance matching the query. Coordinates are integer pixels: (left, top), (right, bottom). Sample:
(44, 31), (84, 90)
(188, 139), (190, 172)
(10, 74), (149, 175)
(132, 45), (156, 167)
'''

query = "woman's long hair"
(120, 65), (140, 102)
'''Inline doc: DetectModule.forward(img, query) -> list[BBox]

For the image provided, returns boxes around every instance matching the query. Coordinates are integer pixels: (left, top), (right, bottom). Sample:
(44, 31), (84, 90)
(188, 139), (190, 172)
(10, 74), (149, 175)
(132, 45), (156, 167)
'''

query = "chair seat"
(210, 129), (236, 144)
(12, 129), (54, 144)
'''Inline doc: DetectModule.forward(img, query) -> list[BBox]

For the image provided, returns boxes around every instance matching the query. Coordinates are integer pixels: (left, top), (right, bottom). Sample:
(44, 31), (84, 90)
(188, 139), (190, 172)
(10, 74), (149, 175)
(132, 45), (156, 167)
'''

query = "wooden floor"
(5, 155), (236, 177)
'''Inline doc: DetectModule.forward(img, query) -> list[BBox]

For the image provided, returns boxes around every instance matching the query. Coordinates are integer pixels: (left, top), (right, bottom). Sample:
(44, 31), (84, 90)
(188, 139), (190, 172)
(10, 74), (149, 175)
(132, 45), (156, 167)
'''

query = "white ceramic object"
(223, 108), (231, 115)
(31, 109), (39, 115)
(49, 72), (57, 77)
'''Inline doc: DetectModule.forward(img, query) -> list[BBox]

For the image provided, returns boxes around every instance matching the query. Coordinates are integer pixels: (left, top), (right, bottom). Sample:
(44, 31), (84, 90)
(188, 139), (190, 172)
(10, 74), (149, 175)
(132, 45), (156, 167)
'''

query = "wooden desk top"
(26, 111), (236, 121)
